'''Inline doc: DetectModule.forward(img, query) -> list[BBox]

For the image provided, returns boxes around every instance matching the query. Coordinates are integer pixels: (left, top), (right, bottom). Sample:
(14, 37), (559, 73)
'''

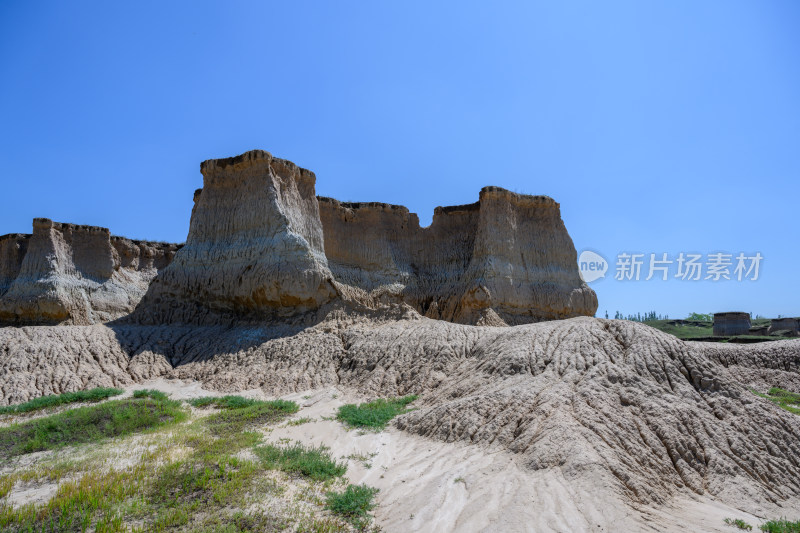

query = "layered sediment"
(134, 150), (337, 324)
(319, 187), (597, 324)
(713, 312), (751, 336)
(0, 219), (179, 325)
(0, 234), (29, 297)
(135, 150), (596, 325)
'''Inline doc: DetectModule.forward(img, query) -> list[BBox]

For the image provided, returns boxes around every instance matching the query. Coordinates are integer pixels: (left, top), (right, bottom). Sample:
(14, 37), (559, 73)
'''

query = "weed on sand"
(188, 395), (262, 409)
(255, 443), (346, 481)
(0, 393), (374, 532)
(203, 400), (298, 437)
(325, 483), (379, 529)
(0, 395), (186, 457)
(760, 519), (800, 533)
(725, 517), (753, 530)
(337, 395), (418, 430)
(0, 387), (123, 415)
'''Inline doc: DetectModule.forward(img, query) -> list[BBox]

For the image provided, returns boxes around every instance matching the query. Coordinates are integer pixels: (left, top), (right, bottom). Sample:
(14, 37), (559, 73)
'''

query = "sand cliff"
(0, 219), (179, 325)
(135, 150), (596, 325)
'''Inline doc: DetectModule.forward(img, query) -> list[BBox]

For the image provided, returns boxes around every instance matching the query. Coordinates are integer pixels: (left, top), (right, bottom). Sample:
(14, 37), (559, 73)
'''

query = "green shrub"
(761, 519), (800, 533)
(725, 518), (753, 530)
(336, 395), (418, 430)
(325, 484), (379, 528)
(133, 389), (169, 401)
(188, 395), (262, 409)
(0, 395), (186, 457)
(0, 387), (123, 415)
(254, 443), (346, 481)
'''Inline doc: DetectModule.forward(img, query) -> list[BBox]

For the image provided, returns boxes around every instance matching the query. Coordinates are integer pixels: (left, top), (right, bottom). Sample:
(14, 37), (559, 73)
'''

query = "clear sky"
(1, 1), (798, 319)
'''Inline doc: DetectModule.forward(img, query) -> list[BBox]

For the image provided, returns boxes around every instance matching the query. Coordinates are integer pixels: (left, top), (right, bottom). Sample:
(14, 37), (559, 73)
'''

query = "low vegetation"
(0, 394), (186, 457)
(760, 519), (800, 533)
(0, 390), (379, 532)
(204, 399), (299, 434)
(187, 395), (262, 409)
(754, 388), (800, 415)
(255, 442), (347, 481)
(325, 483), (379, 529)
(725, 517), (753, 530)
(0, 387), (123, 415)
(337, 395), (418, 430)
(724, 517), (800, 532)
(133, 388), (169, 401)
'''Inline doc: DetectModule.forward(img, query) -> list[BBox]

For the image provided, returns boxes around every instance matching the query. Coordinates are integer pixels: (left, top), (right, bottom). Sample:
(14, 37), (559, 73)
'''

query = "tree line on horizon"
(601, 311), (769, 322)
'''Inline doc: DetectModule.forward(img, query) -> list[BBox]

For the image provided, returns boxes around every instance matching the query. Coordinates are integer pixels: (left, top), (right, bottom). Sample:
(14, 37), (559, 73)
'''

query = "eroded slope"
(0, 315), (798, 519)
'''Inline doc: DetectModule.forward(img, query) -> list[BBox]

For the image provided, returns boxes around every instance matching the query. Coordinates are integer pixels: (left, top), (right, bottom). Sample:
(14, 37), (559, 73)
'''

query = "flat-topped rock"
(136, 150), (596, 325)
(0, 219), (179, 325)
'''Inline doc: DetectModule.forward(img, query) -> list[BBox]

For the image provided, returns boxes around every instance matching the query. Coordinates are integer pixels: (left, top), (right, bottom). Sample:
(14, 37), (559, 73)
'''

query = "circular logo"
(578, 250), (608, 283)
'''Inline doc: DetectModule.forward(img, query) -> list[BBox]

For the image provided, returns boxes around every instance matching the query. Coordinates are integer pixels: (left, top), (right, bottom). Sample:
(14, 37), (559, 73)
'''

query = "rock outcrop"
(320, 187), (597, 325)
(0, 219), (179, 325)
(135, 150), (596, 325)
(0, 234), (29, 297)
(713, 312), (751, 336)
(133, 150), (337, 324)
(768, 317), (799, 336)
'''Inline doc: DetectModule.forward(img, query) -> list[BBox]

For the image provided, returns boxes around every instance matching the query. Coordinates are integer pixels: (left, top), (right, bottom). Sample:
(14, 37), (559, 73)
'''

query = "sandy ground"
(2, 377), (788, 533)
(125, 378), (778, 533)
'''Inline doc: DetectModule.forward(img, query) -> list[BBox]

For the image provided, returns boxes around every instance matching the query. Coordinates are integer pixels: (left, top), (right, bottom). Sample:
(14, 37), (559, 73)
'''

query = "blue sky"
(1, 1), (798, 319)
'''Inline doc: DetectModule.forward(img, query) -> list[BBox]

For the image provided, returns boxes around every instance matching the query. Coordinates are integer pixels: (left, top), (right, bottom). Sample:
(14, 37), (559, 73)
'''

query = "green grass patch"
(0, 464), (148, 533)
(0, 387), (123, 415)
(753, 388), (800, 415)
(133, 389), (169, 401)
(644, 319), (714, 339)
(0, 395), (186, 458)
(204, 400), (298, 434)
(188, 395), (262, 409)
(761, 519), (800, 532)
(150, 454), (260, 509)
(186, 399), (299, 458)
(0, 390), (338, 533)
(325, 484), (379, 529)
(255, 443), (346, 481)
(336, 395), (418, 430)
(725, 517), (753, 530)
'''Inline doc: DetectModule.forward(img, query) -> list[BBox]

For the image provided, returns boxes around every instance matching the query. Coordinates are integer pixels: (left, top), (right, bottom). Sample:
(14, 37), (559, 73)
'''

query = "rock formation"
(135, 150), (596, 325)
(134, 150), (337, 324)
(0, 219), (179, 325)
(769, 317), (799, 336)
(0, 233), (29, 297)
(712, 312), (751, 336)
(319, 187), (596, 325)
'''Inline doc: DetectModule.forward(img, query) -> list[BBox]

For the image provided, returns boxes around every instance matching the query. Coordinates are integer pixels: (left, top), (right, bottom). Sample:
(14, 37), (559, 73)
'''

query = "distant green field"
(643, 319), (713, 339)
(642, 319), (783, 343)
